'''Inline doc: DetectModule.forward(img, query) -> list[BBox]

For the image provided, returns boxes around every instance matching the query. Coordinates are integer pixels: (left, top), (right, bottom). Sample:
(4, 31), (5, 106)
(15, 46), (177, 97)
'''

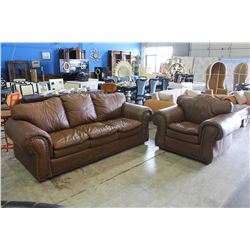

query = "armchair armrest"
(200, 113), (240, 140)
(122, 102), (152, 122)
(5, 118), (53, 157)
(153, 105), (184, 148)
(153, 105), (184, 125)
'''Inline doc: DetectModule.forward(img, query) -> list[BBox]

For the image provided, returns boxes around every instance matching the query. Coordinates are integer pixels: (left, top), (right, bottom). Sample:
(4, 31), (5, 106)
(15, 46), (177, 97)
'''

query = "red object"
(101, 83), (117, 94)
(1, 92), (22, 151)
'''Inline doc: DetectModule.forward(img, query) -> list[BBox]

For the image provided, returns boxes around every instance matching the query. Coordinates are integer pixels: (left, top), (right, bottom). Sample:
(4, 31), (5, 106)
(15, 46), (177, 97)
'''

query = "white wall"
(190, 43), (250, 57)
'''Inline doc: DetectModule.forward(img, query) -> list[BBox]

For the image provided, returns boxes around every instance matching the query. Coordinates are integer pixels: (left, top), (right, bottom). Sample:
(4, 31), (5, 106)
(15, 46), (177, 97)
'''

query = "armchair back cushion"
(177, 95), (233, 124)
(12, 97), (70, 133)
(61, 94), (97, 127)
(91, 93), (126, 121)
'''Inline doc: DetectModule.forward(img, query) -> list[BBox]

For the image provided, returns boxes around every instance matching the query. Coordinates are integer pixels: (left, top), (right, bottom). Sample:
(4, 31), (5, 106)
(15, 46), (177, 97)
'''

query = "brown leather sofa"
(153, 95), (249, 164)
(6, 93), (152, 182)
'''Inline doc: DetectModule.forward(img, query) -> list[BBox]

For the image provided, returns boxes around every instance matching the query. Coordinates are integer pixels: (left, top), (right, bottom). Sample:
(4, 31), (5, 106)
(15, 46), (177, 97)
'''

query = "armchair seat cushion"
(168, 121), (199, 135)
(167, 129), (199, 144)
(103, 118), (141, 132)
(80, 122), (118, 139)
(50, 128), (89, 150)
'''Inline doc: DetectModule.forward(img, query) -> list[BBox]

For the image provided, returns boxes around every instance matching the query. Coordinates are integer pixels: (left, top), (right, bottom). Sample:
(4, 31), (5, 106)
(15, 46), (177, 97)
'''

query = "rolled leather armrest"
(200, 113), (240, 140)
(122, 102), (152, 121)
(153, 105), (184, 125)
(5, 118), (53, 156)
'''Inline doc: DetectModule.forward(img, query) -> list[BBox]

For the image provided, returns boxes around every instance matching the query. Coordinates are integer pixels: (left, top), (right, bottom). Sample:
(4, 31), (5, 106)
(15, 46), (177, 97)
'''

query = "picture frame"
(41, 52), (51, 60)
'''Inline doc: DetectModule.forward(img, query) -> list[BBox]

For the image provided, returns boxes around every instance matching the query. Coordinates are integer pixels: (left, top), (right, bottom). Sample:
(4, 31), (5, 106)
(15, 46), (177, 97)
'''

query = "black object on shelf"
(95, 67), (108, 81)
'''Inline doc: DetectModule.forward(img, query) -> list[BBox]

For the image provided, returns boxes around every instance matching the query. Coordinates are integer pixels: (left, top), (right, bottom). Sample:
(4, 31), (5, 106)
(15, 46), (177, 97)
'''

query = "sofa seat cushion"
(50, 128), (89, 150)
(54, 141), (90, 158)
(168, 121), (199, 135)
(80, 122), (118, 139)
(103, 118), (141, 132)
(167, 129), (199, 144)
(60, 94), (97, 127)
(90, 133), (119, 148)
(118, 126), (142, 139)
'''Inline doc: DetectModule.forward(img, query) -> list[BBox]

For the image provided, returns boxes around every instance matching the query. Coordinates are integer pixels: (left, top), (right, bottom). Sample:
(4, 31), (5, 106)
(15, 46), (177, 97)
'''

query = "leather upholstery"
(12, 97), (70, 133)
(90, 133), (119, 147)
(166, 129), (199, 144)
(6, 93), (152, 182)
(80, 122), (117, 139)
(61, 94), (97, 127)
(154, 94), (249, 164)
(50, 127), (89, 149)
(103, 118), (141, 132)
(91, 93), (126, 121)
(118, 126), (142, 139)
(54, 141), (90, 158)
(5, 118), (53, 157)
(168, 121), (199, 135)
(177, 95), (233, 124)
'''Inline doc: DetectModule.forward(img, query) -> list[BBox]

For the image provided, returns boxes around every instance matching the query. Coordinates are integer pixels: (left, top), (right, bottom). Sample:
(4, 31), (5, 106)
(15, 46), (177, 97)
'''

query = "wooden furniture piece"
(101, 83), (117, 94)
(206, 61), (227, 95)
(59, 47), (86, 59)
(7, 61), (30, 81)
(108, 50), (132, 75)
(1, 92), (22, 151)
(234, 63), (248, 89)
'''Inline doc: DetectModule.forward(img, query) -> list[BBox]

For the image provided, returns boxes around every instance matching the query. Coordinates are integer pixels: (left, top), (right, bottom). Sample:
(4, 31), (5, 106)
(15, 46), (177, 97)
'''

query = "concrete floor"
(1, 123), (249, 208)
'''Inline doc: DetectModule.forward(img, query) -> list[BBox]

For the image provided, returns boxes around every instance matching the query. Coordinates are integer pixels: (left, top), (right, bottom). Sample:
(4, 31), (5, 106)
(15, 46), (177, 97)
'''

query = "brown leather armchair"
(153, 95), (249, 164)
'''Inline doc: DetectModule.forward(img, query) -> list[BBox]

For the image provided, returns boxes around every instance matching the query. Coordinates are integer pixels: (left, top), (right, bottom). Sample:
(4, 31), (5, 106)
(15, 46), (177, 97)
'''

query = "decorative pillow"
(158, 92), (174, 101)
(234, 91), (247, 105)
(225, 95), (237, 104)
(244, 91), (250, 101)
(184, 89), (201, 97)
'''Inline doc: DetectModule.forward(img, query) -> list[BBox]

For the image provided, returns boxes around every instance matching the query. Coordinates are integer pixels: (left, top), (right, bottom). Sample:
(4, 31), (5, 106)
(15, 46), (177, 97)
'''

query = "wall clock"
(90, 48), (101, 63)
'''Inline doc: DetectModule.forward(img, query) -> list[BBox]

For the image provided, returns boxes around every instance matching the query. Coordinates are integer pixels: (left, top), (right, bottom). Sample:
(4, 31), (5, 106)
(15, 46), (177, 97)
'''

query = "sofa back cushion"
(12, 97), (70, 133)
(91, 93), (126, 121)
(60, 94), (97, 127)
(177, 95), (233, 124)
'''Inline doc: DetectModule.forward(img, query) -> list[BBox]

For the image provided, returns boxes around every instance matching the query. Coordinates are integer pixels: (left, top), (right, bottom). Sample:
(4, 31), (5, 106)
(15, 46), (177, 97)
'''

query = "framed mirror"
(7, 60), (30, 81)
(114, 61), (132, 78)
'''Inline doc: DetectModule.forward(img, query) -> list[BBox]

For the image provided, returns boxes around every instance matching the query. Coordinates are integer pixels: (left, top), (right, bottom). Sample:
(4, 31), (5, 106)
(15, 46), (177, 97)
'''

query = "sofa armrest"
(200, 113), (240, 140)
(122, 102), (152, 122)
(5, 118), (53, 157)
